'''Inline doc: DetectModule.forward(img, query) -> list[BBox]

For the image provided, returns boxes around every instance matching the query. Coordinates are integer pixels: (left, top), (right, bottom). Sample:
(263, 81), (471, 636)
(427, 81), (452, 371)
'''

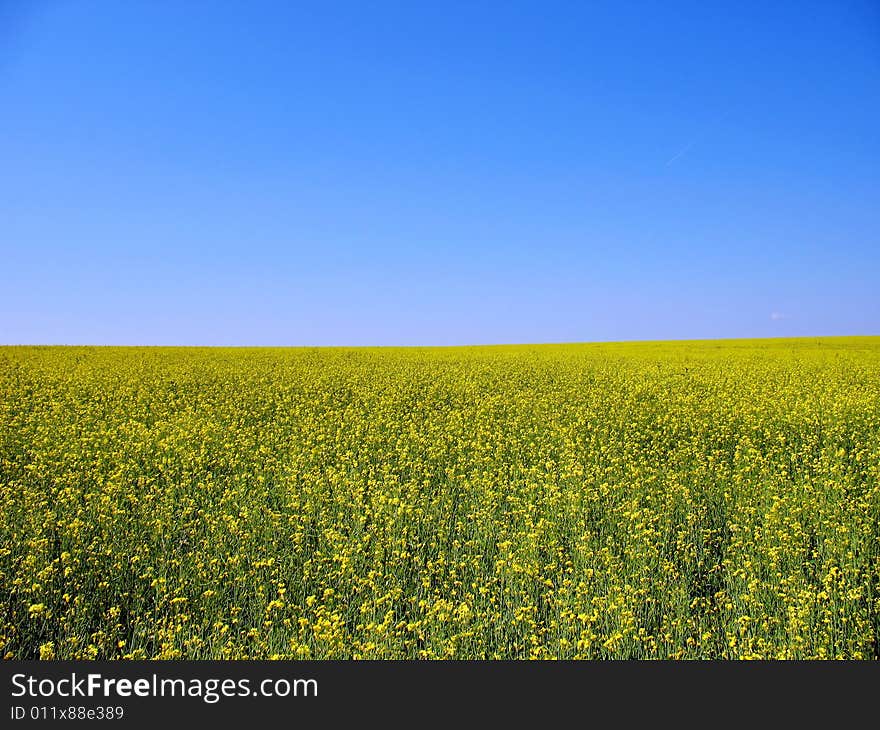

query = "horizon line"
(2, 334), (879, 349)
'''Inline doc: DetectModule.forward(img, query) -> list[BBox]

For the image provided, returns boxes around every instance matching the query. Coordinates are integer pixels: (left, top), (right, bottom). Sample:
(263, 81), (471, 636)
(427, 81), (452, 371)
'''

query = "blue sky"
(2, 0), (878, 345)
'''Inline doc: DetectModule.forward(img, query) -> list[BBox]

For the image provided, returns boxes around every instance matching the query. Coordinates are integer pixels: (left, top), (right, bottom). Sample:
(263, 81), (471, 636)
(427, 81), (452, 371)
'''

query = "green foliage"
(1, 338), (878, 658)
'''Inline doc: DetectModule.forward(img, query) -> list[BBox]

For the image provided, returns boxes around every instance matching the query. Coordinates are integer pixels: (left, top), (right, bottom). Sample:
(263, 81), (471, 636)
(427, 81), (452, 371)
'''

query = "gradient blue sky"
(2, 0), (878, 346)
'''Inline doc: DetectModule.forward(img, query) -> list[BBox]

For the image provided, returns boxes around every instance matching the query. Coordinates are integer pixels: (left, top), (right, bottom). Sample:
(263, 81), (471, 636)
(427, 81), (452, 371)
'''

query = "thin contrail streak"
(664, 140), (696, 166)
(664, 111), (730, 167)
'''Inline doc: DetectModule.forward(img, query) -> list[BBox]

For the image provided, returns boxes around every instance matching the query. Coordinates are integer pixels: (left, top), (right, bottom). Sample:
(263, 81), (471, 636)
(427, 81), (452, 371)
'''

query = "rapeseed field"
(1, 338), (878, 659)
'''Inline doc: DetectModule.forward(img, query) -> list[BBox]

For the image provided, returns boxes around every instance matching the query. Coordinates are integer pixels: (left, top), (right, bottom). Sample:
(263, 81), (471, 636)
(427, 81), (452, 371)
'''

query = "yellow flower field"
(1, 338), (878, 659)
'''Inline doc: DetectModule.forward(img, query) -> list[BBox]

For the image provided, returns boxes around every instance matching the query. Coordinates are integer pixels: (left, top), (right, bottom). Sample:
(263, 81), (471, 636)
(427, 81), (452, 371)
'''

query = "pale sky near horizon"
(2, 1), (878, 346)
